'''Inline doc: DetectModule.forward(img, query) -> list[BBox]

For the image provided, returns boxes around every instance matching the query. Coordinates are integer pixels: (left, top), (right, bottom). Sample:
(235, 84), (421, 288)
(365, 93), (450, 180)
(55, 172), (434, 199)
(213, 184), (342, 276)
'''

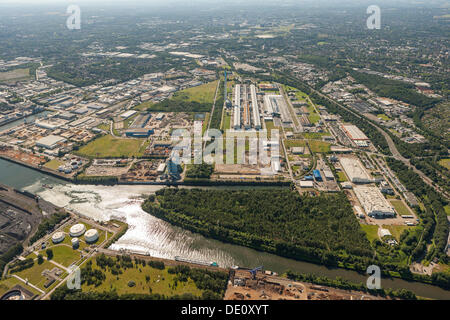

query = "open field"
(44, 159), (65, 171)
(337, 171), (348, 182)
(303, 132), (330, 140)
(82, 259), (204, 297)
(174, 80), (218, 104)
(12, 260), (58, 291)
(444, 205), (450, 216)
(308, 140), (331, 153)
(360, 224), (379, 243)
(38, 245), (82, 268)
(384, 225), (412, 241)
(438, 159), (450, 170)
(390, 200), (412, 216)
(0, 68), (31, 83)
(75, 135), (148, 158)
(284, 139), (307, 148)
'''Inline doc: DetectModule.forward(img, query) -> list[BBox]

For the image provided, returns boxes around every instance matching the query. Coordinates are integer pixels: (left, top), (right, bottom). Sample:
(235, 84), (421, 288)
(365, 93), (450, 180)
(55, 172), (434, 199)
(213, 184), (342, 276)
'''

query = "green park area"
(11, 259), (59, 291)
(377, 114), (391, 121)
(75, 135), (149, 158)
(383, 225), (412, 241)
(303, 132), (330, 140)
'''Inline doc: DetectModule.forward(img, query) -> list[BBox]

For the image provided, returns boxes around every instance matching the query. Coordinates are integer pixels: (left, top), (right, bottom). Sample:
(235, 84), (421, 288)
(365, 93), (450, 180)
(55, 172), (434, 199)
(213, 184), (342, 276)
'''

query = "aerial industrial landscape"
(0, 0), (448, 307)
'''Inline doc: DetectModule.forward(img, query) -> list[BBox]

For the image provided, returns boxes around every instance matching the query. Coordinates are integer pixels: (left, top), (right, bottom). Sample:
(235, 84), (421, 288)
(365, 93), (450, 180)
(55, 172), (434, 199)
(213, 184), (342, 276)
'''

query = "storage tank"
(69, 224), (86, 237)
(51, 232), (65, 244)
(71, 237), (79, 249)
(85, 229), (99, 243)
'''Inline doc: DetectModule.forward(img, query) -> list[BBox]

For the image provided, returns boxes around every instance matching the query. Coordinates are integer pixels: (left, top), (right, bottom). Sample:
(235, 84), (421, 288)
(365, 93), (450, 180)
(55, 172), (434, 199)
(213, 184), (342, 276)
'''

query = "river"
(0, 158), (448, 299)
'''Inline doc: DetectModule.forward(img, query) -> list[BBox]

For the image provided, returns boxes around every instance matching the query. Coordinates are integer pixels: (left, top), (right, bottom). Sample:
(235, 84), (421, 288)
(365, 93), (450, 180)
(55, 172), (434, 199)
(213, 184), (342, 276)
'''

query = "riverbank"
(0, 153), (291, 187)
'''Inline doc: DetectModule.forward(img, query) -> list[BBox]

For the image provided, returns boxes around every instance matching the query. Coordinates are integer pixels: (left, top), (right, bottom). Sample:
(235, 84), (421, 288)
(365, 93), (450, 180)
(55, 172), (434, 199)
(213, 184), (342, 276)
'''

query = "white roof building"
(36, 135), (67, 150)
(354, 186), (395, 218)
(342, 125), (369, 141)
(339, 157), (372, 183)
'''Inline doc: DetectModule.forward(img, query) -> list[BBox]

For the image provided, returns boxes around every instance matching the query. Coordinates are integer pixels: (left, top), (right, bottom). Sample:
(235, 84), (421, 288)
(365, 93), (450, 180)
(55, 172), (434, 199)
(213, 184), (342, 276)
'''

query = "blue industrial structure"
(313, 170), (322, 181)
(304, 175), (314, 181)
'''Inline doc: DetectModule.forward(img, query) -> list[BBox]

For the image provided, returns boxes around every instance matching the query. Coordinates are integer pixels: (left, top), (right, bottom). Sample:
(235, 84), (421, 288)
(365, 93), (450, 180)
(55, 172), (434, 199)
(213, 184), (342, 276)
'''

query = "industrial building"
(36, 135), (67, 150)
(233, 84), (241, 130)
(313, 170), (322, 181)
(339, 157), (372, 183)
(354, 186), (396, 218)
(342, 125), (369, 141)
(120, 110), (137, 120)
(250, 84), (261, 129)
(51, 232), (65, 244)
(125, 128), (154, 138)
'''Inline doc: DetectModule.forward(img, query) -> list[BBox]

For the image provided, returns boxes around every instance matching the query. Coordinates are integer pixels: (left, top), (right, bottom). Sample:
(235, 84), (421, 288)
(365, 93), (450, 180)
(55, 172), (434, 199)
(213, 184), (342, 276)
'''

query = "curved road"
(305, 84), (449, 199)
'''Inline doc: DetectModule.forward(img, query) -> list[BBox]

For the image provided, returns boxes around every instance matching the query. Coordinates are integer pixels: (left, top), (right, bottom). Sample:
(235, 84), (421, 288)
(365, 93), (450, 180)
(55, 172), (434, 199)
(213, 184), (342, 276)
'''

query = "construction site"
(225, 268), (386, 301)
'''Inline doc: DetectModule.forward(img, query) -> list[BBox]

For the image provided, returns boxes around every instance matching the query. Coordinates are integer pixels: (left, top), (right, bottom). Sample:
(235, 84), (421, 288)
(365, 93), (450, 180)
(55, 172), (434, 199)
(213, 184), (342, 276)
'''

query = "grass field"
(172, 80), (218, 104)
(44, 159), (65, 171)
(337, 171), (348, 182)
(438, 159), (450, 170)
(377, 114), (391, 121)
(308, 140), (331, 153)
(390, 200), (412, 216)
(0, 276), (41, 297)
(82, 259), (204, 297)
(12, 260), (58, 291)
(75, 135), (148, 158)
(284, 139), (307, 148)
(360, 224), (379, 243)
(302, 132), (330, 140)
(383, 225), (412, 241)
(39, 245), (82, 268)
(444, 205), (450, 216)
(0, 68), (31, 83)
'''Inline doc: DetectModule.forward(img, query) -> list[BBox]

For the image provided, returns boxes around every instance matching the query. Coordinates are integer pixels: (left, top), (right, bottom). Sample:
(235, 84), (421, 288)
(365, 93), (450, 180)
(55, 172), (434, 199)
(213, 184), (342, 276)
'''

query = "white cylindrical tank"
(69, 224), (86, 237)
(51, 232), (65, 244)
(71, 237), (79, 248)
(85, 229), (99, 243)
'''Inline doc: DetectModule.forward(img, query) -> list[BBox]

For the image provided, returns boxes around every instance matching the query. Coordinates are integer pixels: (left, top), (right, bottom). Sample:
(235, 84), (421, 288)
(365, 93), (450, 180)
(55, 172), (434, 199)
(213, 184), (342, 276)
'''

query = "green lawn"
(360, 224), (379, 243)
(75, 135), (148, 158)
(44, 159), (65, 171)
(390, 200), (411, 216)
(303, 132), (330, 140)
(308, 140), (331, 153)
(337, 171), (348, 182)
(377, 114), (391, 121)
(438, 159), (450, 170)
(444, 205), (450, 216)
(0, 276), (41, 297)
(12, 260), (58, 291)
(82, 259), (204, 297)
(173, 80), (218, 104)
(39, 245), (82, 268)
(284, 139), (307, 148)
(383, 225), (412, 241)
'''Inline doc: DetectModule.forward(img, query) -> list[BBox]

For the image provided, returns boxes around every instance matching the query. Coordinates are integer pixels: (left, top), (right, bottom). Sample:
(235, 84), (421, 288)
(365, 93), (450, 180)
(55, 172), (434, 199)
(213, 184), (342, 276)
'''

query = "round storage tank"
(85, 229), (99, 243)
(69, 224), (86, 237)
(51, 232), (65, 244)
(71, 237), (79, 248)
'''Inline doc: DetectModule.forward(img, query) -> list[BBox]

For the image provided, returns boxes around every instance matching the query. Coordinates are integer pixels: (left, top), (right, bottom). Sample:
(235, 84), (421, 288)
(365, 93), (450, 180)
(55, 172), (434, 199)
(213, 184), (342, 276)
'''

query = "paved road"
(306, 85), (449, 199)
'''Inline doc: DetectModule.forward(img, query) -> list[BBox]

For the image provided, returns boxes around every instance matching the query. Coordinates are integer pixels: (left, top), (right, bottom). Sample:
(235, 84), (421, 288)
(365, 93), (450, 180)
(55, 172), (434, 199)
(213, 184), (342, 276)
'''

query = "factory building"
(354, 186), (396, 218)
(125, 128), (154, 138)
(250, 84), (261, 129)
(339, 157), (372, 183)
(120, 110), (137, 120)
(36, 135), (67, 150)
(342, 125), (369, 141)
(233, 84), (241, 130)
(313, 170), (323, 181)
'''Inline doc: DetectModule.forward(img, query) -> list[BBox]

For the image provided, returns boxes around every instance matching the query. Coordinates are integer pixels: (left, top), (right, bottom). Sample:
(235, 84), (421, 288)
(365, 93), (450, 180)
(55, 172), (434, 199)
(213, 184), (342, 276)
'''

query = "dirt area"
(85, 159), (131, 177)
(0, 146), (46, 166)
(225, 269), (385, 301)
(121, 160), (164, 181)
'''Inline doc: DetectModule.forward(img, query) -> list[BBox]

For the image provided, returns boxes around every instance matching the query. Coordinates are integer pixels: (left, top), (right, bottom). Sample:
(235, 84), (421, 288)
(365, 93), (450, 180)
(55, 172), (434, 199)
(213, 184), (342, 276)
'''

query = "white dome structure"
(51, 232), (65, 244)
(71, 237), (79, 248)
(85, 229), (99, 243)
(69, 224), (86, 237)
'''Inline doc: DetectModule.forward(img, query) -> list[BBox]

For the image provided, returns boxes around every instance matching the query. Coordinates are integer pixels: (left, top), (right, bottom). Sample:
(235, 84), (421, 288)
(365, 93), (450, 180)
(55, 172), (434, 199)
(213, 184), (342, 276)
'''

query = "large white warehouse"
(233, 84), (241, 130)
(250, 84), (261, 130)
(354, 186), (395, 218)
(339, 157), (372, 183)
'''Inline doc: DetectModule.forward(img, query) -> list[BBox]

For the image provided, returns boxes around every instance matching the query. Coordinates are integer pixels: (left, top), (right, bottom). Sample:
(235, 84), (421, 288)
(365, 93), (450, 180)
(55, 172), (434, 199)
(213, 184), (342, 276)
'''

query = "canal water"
(0, 158), (448, 299)
(0, 110), (52, 132)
